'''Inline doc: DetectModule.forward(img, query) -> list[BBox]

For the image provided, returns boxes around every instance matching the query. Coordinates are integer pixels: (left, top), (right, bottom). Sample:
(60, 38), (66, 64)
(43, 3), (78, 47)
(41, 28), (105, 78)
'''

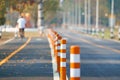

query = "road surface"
(0, 28), (120, 80)
(56, 28), (120, 80)
(0, 37), (53, 80)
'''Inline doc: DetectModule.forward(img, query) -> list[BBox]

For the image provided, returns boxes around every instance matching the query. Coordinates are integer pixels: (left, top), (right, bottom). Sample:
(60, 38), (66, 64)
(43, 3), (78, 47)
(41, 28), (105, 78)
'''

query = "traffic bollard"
(92, 28), (95, 35)
(55, 36), (62, 72)
(60, 39), (67, 80)
(118, 28), (120, 40)
(101, 28), (104, 39)
(0, 28), (2, 39)
(110, 28), (114, 39)
(0, 32), (1, 39)
(70, 46), (80, 80)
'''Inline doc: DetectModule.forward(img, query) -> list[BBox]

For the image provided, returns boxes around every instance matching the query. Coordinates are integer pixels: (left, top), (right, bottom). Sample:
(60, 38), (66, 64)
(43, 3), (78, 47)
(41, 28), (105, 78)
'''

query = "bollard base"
(110, 34), (114, 39)
(119, 38), (120, 40)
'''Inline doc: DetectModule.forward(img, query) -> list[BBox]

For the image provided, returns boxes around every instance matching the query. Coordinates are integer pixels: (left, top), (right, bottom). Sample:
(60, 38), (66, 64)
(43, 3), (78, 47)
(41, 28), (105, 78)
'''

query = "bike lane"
(0, 37), (53, 80)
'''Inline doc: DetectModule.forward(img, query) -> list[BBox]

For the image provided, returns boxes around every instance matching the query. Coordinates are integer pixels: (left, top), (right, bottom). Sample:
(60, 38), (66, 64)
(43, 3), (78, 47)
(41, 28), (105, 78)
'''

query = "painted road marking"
(48, 38), (60, 80)
(0, 37), (31, 66)
(65, 34), (120, 53)
(82, 60), (120, 64)
(0, 38), (14, 46)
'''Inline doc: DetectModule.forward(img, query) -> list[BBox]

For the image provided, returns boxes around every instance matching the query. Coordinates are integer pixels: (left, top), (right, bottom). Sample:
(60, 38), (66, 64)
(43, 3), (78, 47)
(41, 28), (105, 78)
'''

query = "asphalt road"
(56, 28), (120, 80)
(0, 37), (53, 80)
(0, 28), (120, 80)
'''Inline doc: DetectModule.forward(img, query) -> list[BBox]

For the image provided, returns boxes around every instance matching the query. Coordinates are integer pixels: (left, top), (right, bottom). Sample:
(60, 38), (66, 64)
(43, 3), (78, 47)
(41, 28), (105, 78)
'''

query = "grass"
(0, 32), (14, 44)
(96, 28), (120, 40)
(25, 31), (41, 38)
(0, 31), (43, 44)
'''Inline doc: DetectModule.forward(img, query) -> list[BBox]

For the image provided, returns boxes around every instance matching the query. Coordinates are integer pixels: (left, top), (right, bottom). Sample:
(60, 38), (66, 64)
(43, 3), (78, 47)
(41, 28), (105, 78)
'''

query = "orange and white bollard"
(60, 39), (67, 80)
(55, 36), (62, 72)
(70, 46), (80, 80)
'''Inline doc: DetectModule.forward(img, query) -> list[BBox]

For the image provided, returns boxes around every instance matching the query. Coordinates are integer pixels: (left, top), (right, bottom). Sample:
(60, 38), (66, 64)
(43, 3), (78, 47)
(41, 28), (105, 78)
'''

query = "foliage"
(44, 0), (59, 23)
(0, 0), (6, 25)
(3, 0), (60, 26)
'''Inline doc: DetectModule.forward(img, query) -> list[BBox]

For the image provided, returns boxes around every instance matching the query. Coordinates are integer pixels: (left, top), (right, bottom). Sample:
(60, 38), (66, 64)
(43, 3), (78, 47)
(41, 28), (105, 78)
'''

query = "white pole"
(71, 0), (74, 27)
(110, 0), (115, 38)
(78, 0), (81, 27)
(38, 0), (44, 28)
(75, 0), (78, 27)
(96, 0), (99, 35)
(74, 1), (76, 26)
(111, 0), (114, 15)
(60, 0), (66, 27)
(63, 12), (66, 26)
(84, 0), (88, 33)
(88, 0), (91, 33)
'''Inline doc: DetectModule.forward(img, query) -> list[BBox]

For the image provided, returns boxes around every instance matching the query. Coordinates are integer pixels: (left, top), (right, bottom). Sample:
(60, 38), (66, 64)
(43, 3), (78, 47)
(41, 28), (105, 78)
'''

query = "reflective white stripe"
(58, 52), (60, 56)
(61, 44), (66, 49)
(60, 53), (66, 58)
(70, 69), (80, 77)
(55, 41), (58, 45)
(58, 40), (60, 44)
(55, 37), (57, 41)
(70, 54), (80, 63)
(55, 46), (57, 50)
(57, 46), (60, 50)
(56, 46), (60, 50)
(60, 62), (66, 67)
(48, 38), (50, 41)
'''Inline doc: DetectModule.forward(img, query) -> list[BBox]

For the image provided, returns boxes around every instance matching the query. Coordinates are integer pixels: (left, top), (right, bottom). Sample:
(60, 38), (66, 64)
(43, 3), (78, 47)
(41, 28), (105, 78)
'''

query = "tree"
(0, 0), (61, 27)
(44, 0), (59, 24)
(0, 0), (6, 25)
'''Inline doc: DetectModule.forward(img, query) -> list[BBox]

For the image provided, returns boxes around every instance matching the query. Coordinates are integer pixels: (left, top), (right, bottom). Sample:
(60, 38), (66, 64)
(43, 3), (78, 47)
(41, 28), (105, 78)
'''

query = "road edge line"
(47, 38), (60, 80)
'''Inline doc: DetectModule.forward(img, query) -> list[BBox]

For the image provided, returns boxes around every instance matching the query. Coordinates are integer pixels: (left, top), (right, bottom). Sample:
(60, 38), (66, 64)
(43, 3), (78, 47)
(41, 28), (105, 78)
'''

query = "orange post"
(70, 46), (80, 80)
(55, 36), (62, 72)
(60, 39), (67, 80)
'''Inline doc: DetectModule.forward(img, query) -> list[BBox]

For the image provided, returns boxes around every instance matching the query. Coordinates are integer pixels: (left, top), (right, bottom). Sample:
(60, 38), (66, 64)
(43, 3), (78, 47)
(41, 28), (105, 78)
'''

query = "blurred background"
(0, 0), (120, 39)
(0, 0), (120, 28)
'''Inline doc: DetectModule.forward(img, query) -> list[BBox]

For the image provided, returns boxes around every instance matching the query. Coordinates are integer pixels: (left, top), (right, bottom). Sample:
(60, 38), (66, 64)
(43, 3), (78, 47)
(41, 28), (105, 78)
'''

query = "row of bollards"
(80, 27), (120, 40)
(47, 29), (80, 80)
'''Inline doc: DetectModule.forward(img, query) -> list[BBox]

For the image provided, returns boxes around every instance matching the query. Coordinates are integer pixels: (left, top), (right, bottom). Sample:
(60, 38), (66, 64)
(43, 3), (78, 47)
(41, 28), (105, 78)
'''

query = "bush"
(0, 17), (5, 25)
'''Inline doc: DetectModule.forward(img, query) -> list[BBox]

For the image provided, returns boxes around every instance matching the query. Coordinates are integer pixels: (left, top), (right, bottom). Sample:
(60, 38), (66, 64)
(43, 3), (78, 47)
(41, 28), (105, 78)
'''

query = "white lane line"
(51, 49), (60, 80)
(7, 59), (52, 64)
(0, 38), (14, 46)
(48, 39), (59, 80)
(82, 60), (120, 64)
(36, 38), (42, 41)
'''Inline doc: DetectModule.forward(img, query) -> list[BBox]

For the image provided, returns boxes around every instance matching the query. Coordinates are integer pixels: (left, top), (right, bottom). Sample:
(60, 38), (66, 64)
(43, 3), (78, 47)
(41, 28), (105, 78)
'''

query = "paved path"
(0, 37), (53, 80)
(1, 28), (120, 80)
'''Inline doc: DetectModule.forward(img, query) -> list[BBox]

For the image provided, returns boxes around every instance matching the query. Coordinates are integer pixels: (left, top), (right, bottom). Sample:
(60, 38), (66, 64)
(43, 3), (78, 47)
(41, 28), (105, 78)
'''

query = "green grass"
(98, 28), (120, 40)
(0, 32), (14, 44)
(0, 31), (43, 44)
